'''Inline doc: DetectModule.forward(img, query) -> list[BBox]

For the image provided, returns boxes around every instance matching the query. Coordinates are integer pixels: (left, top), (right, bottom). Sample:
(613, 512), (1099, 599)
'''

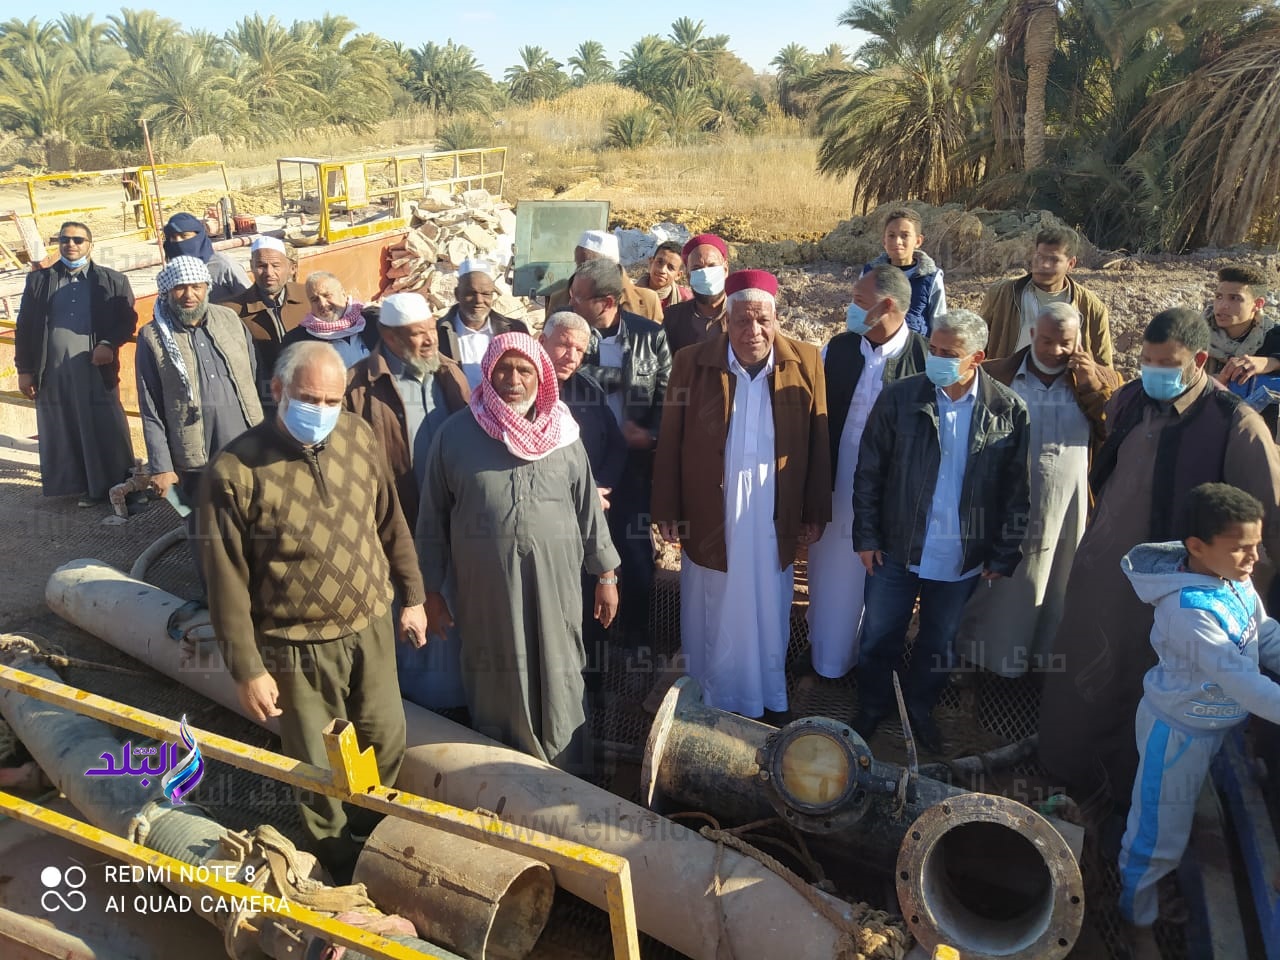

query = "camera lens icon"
(40, 864), (87, 913)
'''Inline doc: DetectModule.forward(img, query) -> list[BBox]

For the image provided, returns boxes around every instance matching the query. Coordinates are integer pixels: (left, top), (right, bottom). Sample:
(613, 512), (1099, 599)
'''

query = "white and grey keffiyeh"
(151, 256), (213, 402)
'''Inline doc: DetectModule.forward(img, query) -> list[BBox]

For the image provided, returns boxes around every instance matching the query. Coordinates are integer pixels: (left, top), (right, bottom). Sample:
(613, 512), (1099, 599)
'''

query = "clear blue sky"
(53, 2), (865, 75)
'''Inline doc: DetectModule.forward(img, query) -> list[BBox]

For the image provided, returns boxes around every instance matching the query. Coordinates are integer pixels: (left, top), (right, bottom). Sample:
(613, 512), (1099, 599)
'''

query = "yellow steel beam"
(0, 790), (450, 960)
(0, 390), (141, 419)
(0, 665), (642, 960)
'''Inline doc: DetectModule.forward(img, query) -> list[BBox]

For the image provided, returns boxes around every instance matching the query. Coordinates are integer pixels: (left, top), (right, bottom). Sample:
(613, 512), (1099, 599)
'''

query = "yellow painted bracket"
(0, 790), (450, 960)
(0, 664), (642, 960)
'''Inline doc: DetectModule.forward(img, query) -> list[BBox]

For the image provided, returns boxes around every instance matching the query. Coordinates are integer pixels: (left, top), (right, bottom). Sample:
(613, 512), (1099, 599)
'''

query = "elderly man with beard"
(346, 292), (470, 712)
(436, 259), (529, 389)
(282, 272), (380, 368)
(653, 270), (831, 721)
(662, 233), (730, 355)
(136, 256), (262, 533)
(417, 332), (620, 769)
(217, 236), (308, 398)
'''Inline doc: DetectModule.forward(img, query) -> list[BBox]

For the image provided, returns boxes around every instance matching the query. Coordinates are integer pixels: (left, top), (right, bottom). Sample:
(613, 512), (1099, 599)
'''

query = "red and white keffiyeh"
(301, 298), (365, 337)
(471, 332), (580, 461)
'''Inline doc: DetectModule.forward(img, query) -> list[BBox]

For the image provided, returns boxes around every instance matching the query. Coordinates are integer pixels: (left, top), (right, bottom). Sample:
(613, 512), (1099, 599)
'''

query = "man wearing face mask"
(852, 309), (1031, 754)
(957, 303), (1120, 679)
(199, 340), (427, 881)
(807, 264), (927, 680)
(663, 233), (731, 356)
(1039, 307), (1280, 822)
(15, 221), (136, 505)
(162, 212), (250, 302)
(136, 257), (262, 550)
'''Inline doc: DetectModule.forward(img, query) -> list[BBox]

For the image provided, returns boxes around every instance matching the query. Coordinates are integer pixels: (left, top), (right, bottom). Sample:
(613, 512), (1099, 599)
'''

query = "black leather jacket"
(853, 370), (1031, 577)
(579, 310), (671, 442)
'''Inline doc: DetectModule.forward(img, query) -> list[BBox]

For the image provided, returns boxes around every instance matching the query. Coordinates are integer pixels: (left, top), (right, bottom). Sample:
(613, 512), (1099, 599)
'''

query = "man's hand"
(399, 603), (428, 648)
(798, 522), (823, 546)
(1221, 354), (1273, 384)
(622, 420), (652, 450)
(90, 343), (115, 367)
(17, 374), (37, 400)
(658, 521), (681, 544)
(150, 471), (180, 498)
(594, 578), (619, 629)
(597, 486), (612, 512)
(980, 569), (1005, 582)
(237, 674), (282, 722)
(1067, 348), (1103, 392)
(425, 592), (454, 642)
(858, 549), (883, 575)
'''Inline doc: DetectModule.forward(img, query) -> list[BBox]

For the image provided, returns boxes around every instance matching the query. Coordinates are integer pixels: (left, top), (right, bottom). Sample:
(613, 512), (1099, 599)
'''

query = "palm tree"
(660, 18), (727, 89)
(57, 14), (121, 75)
(771, 43), (817, 117)
(107, 9), (180, 61)
(704, 82), (755, 133)
(132, 40), (244, 144)
(656, 87), (712, 144)
(618, 35), (671, 99)
(568, 40), (614, 86)
(410, 41), (492, 114)
(0, 39), (122, 144)
(504, 46), (566, 103)
(807, 43), (985, 211)
(1140, 13), (1280, 248)
(606, 108), (661, 149)
(225, 15), (316, 127)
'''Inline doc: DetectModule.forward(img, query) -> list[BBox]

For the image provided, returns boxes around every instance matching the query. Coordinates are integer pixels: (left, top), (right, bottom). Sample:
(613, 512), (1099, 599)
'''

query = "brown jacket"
(546, 272), (664, 323)
(980, 274), (1113, 367)
(982, 346), (1121, 454)
(651, 332), (832, 571)
(217, 281), (309, 388)
(345, 343), (470, 529)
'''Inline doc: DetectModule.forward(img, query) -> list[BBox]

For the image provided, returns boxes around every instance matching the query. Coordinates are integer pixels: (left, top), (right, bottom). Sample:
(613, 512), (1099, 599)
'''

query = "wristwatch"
(597, 576), (619, 586)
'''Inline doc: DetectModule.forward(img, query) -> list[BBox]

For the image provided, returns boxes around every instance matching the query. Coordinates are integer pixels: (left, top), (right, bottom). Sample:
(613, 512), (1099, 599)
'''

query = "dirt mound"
(610, 208), (783, 244)
(166, 185), (280, 218)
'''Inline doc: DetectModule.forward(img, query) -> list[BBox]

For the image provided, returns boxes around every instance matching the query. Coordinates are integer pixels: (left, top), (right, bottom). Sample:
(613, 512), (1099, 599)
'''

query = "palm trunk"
(1023, 1), (1058, 170)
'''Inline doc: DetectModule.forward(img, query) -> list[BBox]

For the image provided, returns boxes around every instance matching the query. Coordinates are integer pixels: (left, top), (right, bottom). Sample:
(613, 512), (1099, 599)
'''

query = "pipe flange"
(895, 793), (1084, 960)
(759, 717), (873, 833)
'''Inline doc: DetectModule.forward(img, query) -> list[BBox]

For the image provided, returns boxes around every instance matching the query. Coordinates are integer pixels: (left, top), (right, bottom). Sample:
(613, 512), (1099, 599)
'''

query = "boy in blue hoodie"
(1118, 482), (1280, 934)
(859, 207), (946, 336)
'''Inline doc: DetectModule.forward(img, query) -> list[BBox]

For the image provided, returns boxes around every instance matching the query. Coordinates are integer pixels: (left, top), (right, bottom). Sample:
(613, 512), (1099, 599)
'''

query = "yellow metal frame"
(0, 790), (446, 960)
(0, 162), (230, 243)
(0, 665), (642, 960)
(278, 148), (506, 245)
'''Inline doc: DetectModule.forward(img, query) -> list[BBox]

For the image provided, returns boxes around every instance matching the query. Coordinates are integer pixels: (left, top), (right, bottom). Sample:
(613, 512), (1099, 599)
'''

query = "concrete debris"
(382, 190), (531, 320)
(616, 222), (692, 267)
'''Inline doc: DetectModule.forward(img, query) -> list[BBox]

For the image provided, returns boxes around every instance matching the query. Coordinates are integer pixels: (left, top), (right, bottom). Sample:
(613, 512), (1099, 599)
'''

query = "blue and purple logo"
(86, 714), (205, 804)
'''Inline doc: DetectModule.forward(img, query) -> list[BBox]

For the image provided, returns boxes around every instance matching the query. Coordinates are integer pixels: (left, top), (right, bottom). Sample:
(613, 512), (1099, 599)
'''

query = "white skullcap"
(250, 235), (288, 255)
(457, 258), (494, 278)
(156, 256), (212, 294)
(379, 293), (433, 327)
(576, 229), (620, 263)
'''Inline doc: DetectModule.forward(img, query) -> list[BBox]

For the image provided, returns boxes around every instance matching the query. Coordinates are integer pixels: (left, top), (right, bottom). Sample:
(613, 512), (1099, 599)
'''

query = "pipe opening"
(486, 866), (555, 960)
(921, 821), (1055, 955)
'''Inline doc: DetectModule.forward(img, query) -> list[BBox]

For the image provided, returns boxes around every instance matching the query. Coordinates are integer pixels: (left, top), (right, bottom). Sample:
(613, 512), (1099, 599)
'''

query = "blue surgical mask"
(1141, 365), (1189, 402)
(689, 266), (726, 297)
(60, 254), (89, 269)
(925, 354), (965, 388)
(281, 396), (341, 445)
(846, 302), (874, 335)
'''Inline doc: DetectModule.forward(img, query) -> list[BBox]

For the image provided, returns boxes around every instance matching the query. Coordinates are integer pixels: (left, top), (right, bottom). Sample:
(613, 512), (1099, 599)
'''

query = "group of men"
(16, 217), (1280, 891)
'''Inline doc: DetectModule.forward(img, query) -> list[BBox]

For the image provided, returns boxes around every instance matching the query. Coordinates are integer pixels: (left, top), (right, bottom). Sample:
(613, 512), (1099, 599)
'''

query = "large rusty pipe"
(353, 816), (554, 960)
(0, 905), (123, 960)
(47, 560), (869, 960)
(643, 678), (1085, 960)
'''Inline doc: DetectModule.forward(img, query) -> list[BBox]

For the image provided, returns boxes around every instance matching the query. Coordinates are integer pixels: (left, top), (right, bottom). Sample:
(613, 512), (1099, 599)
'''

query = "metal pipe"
(0, 905), (122, 960)
(353, 816), (555, 960)
(643, 678), (1086, 960)
(0, 652), (466, 960)
(46, 560), (871, 960)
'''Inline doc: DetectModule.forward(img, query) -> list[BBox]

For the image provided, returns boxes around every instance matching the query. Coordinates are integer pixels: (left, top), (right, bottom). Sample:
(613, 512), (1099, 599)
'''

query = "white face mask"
(689, 265), (726, 297)
(1030, 349), (1068, 376)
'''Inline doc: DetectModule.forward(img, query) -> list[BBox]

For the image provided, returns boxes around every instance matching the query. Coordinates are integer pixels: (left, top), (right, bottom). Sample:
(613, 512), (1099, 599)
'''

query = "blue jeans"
(857, 555), (978, 720)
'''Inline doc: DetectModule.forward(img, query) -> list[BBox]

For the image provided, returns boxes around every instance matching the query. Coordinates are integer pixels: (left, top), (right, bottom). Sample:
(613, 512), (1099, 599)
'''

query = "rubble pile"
(383, 187), (529, 320)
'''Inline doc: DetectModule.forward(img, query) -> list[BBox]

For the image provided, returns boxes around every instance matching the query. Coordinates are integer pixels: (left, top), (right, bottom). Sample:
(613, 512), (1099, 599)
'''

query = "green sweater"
(199, 411), (426, 682)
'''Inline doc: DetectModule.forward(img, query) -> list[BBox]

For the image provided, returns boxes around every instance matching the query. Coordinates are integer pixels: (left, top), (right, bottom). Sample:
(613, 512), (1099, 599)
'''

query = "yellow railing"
(0, 664), (642, 960)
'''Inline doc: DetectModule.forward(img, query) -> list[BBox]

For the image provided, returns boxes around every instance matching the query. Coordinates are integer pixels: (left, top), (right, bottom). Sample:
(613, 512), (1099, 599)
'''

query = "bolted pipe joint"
(896, 792), (1084, 960)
